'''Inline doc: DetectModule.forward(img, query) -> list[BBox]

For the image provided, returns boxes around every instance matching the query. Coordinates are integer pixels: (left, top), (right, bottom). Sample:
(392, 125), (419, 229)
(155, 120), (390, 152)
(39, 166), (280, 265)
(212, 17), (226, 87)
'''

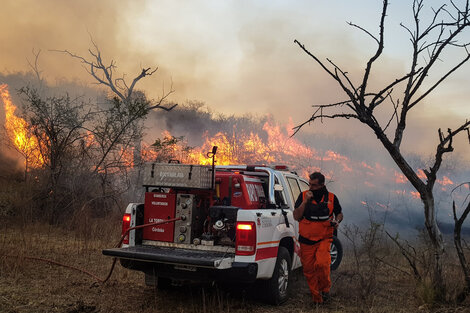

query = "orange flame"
(417, 169), (426, 180)
(120, 146), (135, 168)
(437, 176), (453, 186)
(140, 119), (357, 181)
(84, 131), (95, 148)
(394, 171), (407, 184)
(0, 84), (44, 168)
(410, 191), (420, 199)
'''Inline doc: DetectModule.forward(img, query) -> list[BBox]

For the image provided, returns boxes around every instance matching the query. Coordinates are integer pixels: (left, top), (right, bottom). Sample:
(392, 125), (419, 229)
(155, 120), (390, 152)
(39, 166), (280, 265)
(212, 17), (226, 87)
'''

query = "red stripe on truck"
(255, 246), (279, 261)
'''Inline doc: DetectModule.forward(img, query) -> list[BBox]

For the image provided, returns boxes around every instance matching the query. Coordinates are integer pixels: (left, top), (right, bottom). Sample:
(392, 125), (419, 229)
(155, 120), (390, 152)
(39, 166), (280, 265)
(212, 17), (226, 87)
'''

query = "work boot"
(312, 294), (323, 304)
(321, 292), (332, 303)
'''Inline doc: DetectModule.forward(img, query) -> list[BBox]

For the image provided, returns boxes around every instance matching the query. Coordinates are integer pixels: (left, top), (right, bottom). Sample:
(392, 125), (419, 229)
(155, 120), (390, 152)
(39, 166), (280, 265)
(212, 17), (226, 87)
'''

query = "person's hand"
(303, 191), (313, 203)
(330, 219), (339, 229)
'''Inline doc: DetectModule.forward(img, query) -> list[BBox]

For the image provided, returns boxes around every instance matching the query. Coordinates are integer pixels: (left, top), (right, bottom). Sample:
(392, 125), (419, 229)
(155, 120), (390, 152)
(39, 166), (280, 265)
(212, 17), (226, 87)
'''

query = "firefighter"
(293, 172), (343, 304)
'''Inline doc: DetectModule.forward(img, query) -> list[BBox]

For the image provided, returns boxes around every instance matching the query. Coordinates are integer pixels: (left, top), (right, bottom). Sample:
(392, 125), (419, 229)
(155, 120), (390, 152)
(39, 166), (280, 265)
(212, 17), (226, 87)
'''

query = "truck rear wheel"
(262, 246), (291, 305)
(330, 236), (343, 271)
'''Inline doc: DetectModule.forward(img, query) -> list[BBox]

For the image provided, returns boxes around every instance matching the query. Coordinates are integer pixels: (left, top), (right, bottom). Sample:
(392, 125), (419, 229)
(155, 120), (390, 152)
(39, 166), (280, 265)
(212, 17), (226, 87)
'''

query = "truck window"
(299, 180), (309, 192)
(274, 175), (286, 206)
(286, 177), (301, 204)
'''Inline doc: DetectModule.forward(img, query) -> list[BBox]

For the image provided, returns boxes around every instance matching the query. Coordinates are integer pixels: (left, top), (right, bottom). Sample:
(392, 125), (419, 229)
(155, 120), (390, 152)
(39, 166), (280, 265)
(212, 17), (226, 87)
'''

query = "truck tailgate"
(103, 246), (234, 268)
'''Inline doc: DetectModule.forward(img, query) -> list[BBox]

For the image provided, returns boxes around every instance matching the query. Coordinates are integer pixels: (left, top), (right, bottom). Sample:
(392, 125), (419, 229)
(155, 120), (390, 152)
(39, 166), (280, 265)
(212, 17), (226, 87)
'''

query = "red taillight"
(122, 213), (131, 244)
(236, 222), (256, 256)
(237, 223), (253, 230)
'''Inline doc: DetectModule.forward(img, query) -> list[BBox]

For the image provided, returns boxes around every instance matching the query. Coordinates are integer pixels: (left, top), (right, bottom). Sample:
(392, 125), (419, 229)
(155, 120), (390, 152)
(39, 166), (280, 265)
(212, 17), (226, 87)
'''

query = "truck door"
(284, 176), (308, 269)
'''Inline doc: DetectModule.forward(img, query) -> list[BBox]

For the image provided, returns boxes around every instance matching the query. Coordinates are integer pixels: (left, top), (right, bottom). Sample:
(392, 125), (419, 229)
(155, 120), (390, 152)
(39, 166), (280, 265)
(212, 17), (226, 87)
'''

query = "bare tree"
(452, 182), (470, 301)
(53, 39), (177, 172)
(294, 0), (470, 297)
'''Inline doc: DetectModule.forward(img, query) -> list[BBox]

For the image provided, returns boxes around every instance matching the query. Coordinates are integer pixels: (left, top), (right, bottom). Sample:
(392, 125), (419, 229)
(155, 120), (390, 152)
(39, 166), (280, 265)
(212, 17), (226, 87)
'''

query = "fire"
(376, 202), (392, 211)
(141, 142), (159, 163)
(437, 176), (453, 186)
(410, 191), (420, 199)
(1, 81), (459, 209)
(394, 189), (406, 195)
(138, 119), (393, 187)
(180, 121), (320, 166)
(188, 131), (243, 165)
(394, 171), (407, 184)
(84, 131), (95, 148)
(118, 113), (457, 207)
(417, 169), (426, 180)
(120, 146), (135, 168)
(0, 84), (44, 168)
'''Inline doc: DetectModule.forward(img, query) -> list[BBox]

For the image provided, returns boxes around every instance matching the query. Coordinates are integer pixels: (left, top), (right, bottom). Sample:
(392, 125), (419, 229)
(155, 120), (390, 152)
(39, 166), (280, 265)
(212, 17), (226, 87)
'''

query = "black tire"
(262, 246), (292, 305)
(145, 273), (172, 290)
(330, 236), (343, 271)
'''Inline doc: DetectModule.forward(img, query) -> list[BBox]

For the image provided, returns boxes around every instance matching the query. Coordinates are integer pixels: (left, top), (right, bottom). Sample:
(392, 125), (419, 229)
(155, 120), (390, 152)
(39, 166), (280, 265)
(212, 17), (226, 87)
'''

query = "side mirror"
(274, 184), (284, 192)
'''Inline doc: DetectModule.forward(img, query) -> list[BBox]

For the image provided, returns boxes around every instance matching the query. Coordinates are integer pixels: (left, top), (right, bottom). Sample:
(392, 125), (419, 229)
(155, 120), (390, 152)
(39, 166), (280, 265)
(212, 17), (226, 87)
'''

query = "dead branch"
(348, 21), (380, 44)
(52, 41), (176, 112)
(360, 0), (387, 104)
(382, 93), (399, 133)
(409, 52), (470, 109)
(424, 121), (470, 186)
(26, 48), (43, 87)
(327, 58), (360, 99)
(292, 112), (358, 136)
(375, 256), (413, 277)
(386, 231), (422, 281)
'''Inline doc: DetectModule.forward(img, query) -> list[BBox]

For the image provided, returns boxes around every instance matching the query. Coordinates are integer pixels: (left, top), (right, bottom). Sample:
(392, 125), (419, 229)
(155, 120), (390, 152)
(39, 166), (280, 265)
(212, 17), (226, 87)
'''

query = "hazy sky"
(1, 0), (469, 159)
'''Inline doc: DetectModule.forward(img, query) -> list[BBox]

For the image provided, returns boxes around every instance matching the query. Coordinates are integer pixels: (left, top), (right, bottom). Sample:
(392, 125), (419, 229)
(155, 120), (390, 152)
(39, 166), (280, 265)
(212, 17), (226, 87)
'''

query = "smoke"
(149, 103), (470, 236)
(0, 153), (21, 178)
(0, 138), (22, 179)
(1, 1), (469, 234)
(0, 0), (468, 165)
(148, 101), (270, 146)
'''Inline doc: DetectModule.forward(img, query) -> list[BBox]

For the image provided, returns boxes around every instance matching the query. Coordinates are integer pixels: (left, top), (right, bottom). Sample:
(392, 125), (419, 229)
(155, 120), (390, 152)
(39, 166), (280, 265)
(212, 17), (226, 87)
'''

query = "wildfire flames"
(1, 82), (456, 204)
(0, 84), (44, 168)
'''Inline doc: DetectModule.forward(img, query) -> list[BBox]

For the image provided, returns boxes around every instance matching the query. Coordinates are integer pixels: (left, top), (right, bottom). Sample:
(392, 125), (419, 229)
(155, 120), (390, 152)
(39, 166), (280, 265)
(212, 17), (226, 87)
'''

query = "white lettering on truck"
(151, 201), (168, 206)
(160, 171), (184, 180)
(148, 218), (165, 223)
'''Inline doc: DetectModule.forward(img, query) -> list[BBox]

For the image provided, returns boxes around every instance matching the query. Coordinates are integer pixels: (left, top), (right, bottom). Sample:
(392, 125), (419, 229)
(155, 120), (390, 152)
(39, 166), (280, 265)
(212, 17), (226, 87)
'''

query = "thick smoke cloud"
(1, 1), (469, 236)
(1, 1), (468, 163)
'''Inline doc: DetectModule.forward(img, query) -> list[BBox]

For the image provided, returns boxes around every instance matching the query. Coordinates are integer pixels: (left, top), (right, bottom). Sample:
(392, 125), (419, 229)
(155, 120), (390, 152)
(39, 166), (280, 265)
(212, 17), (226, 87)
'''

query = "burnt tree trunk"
(454, 200), (470, 302)
(372, 124), (445, 293)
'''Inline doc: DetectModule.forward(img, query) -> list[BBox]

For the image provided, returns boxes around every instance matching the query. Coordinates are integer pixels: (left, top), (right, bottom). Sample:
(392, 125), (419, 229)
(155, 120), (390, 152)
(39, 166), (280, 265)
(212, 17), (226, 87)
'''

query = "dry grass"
(1, 220), (469, 313)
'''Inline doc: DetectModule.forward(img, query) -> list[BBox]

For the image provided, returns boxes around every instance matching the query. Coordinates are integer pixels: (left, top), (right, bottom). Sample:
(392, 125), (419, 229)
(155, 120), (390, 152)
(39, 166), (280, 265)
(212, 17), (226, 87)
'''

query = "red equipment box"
(143, 192), (176, 242)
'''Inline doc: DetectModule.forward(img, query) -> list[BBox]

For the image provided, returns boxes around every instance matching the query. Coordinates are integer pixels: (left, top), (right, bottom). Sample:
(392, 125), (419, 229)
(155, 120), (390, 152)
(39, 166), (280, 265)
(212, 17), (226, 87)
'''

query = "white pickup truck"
(103, 163), (342, 304)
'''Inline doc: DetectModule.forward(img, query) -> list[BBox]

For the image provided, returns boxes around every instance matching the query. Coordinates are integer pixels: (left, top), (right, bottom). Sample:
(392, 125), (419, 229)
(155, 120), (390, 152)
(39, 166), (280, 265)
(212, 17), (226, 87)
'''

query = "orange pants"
(300, 238), (332, 303)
